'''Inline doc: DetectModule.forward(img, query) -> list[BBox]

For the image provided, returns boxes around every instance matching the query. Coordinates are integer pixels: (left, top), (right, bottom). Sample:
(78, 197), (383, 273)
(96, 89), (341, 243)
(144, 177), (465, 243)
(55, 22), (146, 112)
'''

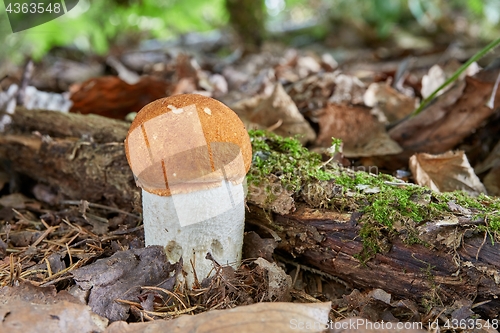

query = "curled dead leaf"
(409, 150), (486, 196)
(70, 76), (171, 119)
(232, 83), (316, 144)
(315, 103), (402, 157)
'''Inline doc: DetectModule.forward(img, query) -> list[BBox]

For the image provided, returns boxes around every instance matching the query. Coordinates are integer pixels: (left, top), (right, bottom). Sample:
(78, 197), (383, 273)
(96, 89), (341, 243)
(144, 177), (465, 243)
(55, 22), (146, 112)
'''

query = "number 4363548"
(5, 2), (62, 14)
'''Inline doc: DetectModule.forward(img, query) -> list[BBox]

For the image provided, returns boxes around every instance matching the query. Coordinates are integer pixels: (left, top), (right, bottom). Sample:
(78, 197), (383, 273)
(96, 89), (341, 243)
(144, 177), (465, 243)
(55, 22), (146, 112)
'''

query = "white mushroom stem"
(142, 180), (245, 287)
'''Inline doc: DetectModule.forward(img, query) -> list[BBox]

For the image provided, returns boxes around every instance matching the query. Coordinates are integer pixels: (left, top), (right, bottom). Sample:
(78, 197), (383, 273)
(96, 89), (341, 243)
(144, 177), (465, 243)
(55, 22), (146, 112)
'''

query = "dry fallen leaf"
(274, 50), (323, 83)
(287, 72), (337, 114)
(363, 82), (416, 123)
(421, 61), (481, 99)
(421, 64), (447, 99)
(389, 72), (500, 153)
(0, 193), (33, 209)
(243, 231), (277, 262)
(315, 103), (402, 157)
(483, 167), (500, 196)
(70, 76), (171, 119)
(475, 140), (500, 175)
(105, 301), (332, 333)
(232, 83), (316, 144)
(409, 150), (487, 196)
(0, 282), (108, 333)
(328, 74), (366, 105)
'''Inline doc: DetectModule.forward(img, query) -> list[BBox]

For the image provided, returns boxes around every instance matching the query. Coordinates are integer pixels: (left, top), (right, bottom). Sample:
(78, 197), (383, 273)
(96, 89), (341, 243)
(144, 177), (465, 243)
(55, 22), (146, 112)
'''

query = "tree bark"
(225, 0), (266, 53)
(246, 204), (500, 318)
(0, 107), (140, 209)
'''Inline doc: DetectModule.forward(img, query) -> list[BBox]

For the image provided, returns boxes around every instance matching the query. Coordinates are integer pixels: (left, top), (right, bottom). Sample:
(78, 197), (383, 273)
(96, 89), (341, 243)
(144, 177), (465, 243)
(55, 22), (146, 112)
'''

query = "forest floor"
(1, 32), (500, 332)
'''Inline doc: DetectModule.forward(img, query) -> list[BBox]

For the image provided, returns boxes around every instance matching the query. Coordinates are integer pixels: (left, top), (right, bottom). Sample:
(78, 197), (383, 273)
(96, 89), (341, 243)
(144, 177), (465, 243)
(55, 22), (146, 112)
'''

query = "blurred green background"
(0, 0), (499, 62)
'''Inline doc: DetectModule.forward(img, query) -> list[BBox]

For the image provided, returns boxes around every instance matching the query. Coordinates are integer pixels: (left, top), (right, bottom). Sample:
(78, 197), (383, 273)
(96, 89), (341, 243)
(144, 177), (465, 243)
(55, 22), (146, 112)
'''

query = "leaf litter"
(1, 38), (500, 332)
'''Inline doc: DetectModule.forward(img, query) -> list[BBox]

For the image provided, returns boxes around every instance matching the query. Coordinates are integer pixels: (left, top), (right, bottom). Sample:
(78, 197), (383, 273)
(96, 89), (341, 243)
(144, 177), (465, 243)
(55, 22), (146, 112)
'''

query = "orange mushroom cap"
(125, 94), (252, 197)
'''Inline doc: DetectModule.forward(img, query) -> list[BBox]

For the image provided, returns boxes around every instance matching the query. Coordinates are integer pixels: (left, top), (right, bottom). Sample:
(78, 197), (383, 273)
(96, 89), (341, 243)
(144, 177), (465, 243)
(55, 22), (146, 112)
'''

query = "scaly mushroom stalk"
(125, 94), (252, 287)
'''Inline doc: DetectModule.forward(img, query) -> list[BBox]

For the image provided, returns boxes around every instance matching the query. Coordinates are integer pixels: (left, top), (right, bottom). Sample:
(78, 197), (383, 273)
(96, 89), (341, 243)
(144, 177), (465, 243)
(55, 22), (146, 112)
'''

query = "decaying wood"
(2, 107), (500, 317)
(246, 204), (500, 317)
(8, 106), (130, 142)
(0, 107), (139, 209)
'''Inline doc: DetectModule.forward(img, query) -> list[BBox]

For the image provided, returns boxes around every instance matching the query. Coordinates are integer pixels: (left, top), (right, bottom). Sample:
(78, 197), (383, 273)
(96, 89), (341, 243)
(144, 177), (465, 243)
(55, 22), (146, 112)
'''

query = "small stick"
(60, 200), (140, 218)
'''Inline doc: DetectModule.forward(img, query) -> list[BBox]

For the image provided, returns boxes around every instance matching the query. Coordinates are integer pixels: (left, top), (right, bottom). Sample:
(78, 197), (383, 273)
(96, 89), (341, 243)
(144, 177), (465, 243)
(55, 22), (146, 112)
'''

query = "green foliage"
(248, 130), (332, 192)
(326, 0), (500, 39)
(0, 0), (227, 61)
(2, 0), (499, 62)
(466, 0), (484, 15)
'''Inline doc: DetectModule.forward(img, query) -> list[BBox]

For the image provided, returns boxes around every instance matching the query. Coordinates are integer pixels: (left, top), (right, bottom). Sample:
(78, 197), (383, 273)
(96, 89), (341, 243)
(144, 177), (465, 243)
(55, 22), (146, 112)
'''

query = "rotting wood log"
(2, 107), (500, 317)
(8, 106), (130, 142)
(246, 204), (500, 318)
(0, 107), (139, 209)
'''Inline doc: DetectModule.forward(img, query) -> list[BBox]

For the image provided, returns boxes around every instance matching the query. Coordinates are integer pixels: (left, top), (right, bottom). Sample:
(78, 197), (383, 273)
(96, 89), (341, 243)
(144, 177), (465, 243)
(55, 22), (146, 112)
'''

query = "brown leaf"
(105, 302), (331, 333)
(9, 230), (42, 247)
(389, 72), (500, 153)
(243, 231), (277, 262)
(0, 281), (80, 304)
(409, 150), (486, 195)
(233, 83), (316, 144)
(451, 299), (474, 322)
(70, 76), (171, 119)
(483, 166), (500, 196)
(274, 50), (322, 83)
(287, 72), (337, 113)
(329, 74), (366, 105)
(421, 61), (480, 99)
(363, 82), (416, 123)
(475, 140), (500, 174)
(315, 103), (402, 157)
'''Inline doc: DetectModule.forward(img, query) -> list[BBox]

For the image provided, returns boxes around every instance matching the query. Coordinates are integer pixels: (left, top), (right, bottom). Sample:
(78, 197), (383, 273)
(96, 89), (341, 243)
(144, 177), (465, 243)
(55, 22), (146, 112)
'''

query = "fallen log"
(246, 204), (500, 318)
(1, 107), (500, 317)
(0, 107), (139, 209)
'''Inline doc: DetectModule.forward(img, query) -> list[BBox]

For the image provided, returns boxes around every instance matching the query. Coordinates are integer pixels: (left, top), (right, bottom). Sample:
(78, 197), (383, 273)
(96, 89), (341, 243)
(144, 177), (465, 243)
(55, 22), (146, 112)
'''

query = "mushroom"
(124, 94), (252, 287)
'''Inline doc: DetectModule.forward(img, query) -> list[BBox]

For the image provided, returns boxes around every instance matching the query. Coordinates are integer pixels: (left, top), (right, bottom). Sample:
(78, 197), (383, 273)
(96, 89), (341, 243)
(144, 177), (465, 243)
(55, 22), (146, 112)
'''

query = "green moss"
(248, 130), (333, 192)
(248, 130), (500, 260)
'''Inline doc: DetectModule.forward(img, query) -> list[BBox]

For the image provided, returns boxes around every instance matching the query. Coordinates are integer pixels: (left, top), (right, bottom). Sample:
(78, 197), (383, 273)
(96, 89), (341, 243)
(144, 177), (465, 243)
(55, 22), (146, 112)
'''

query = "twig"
(266, 119), (283, 132)
(39, 275), (74, 287)
(31, 226), (57, 247)
(144, 306), (199, 317)
(141, 286), (188, 309)
(60, 200), (140, 218)
(476, 231), (488, 261)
